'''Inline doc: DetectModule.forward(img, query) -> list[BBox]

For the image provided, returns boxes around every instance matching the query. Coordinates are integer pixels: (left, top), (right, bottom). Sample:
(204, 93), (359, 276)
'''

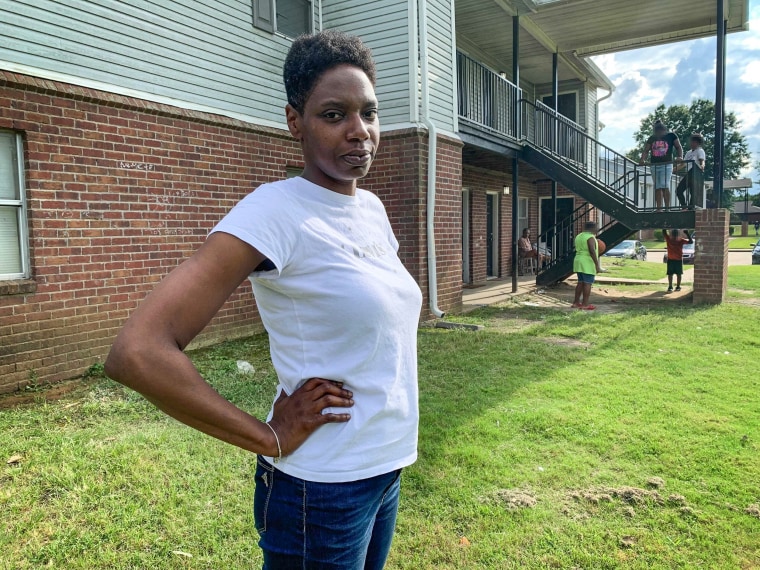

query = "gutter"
(418, 0), (445, 318)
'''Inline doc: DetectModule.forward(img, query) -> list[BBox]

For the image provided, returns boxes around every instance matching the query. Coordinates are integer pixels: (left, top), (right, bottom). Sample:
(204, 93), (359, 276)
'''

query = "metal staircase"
(519, 99), (697, 285)
(535, 204), (633, 286)
(455, 54), (699, 286)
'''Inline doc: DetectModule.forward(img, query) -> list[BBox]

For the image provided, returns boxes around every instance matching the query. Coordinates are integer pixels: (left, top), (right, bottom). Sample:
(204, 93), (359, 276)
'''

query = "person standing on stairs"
(675, 132), (706, 209)
(571, 221), (603, 310)
(639, 120), (683, 210)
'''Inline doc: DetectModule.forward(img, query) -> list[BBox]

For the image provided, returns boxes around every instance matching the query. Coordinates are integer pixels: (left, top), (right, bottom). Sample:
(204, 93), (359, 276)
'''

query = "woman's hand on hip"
(268, 378), (354, 456)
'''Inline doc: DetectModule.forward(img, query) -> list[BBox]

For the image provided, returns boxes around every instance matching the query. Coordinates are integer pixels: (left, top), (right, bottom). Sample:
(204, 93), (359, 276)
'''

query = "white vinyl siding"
(587, 87), (598, 134)
(0, 131), (29, 280)
(321, 0), (412, 126)
(424, 0), (456, 131)
(0, 0), (295, 126)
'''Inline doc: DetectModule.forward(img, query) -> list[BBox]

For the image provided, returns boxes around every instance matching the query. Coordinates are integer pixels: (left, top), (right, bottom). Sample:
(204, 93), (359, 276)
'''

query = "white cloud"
(592, 3), (760, 168)
(739, 59), (760, 86)
(726, 99), (760, 132)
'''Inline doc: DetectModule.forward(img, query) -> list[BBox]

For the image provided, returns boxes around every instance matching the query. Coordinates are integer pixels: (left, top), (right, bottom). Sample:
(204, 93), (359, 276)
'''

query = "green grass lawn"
(729, 236), (758, 249)
(600, 259), (667, 281)
(728, 265), (760, 297)
(2, 303), (760, 569)
(640, 240), (664, 250)
(643, 236), (756, 251)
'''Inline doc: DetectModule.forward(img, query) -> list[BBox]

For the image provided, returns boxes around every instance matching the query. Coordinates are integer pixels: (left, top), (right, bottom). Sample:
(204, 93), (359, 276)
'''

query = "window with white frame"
(253, 0), (312, 38)
(0, 131), (29, 280)
(517, 197), (529, 234)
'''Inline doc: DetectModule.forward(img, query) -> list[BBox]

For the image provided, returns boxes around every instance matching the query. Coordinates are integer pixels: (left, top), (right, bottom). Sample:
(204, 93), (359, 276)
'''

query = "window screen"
(253, 0), (312, 38)
(0, 131), (28, 279)
(277, 0), (311, 38)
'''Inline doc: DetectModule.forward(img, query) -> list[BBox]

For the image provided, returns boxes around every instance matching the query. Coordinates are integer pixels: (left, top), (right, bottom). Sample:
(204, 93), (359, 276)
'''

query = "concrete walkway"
(462, 276), (538, 311)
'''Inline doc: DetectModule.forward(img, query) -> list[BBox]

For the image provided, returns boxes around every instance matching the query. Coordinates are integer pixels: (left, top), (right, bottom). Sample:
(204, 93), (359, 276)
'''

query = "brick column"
(693, 208), (729, 305)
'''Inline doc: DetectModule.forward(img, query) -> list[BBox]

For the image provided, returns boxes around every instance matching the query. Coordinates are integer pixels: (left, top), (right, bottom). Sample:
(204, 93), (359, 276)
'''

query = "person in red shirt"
(663, 228), (693, 292)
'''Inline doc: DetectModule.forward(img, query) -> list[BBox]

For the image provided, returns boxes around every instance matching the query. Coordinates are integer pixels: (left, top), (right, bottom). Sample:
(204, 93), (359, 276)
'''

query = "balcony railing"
(456, 51), (521, 139)
(456, 53), (708, 212)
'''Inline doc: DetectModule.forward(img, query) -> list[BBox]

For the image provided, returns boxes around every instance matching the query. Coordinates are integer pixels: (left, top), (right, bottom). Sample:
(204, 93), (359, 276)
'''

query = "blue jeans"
(254, 457), (401, 569)
(653, 163), (673, 189)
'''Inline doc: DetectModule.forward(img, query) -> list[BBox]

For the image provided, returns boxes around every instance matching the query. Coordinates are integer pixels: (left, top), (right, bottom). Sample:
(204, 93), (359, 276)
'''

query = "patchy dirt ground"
(523, 282), (695, 313)
(0, 377), (97, 410)
(482, 489), (538, 511)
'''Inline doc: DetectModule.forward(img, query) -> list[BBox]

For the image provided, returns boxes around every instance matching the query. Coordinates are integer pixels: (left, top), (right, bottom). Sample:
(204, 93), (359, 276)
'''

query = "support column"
(713, 1), (727, 208)
(511, 14), (520, 293)
(693, 209), (729, 305)
(550, 51), (558, 254)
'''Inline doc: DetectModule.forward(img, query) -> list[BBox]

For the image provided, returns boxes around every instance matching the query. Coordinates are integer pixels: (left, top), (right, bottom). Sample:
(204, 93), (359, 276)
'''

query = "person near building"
(754, 220), (759, 236)
(675, 132), (706, 208)
(571, 221), (603, 310)
(663, 228), (694, 292)
(518, 228), (546, 267)
(105, 30), (423, 569)
(639, 120), (683, 210)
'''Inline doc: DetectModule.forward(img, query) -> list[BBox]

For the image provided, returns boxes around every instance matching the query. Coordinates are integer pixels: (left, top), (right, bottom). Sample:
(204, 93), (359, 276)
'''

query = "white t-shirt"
(211, 177), (423, 483)
(684, 148), (706, 170)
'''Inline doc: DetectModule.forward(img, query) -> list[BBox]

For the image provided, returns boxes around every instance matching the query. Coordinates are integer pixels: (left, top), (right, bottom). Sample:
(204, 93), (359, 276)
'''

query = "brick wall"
(693, 208), (729, 305)
(462, 165), (538, 283)
(0, 72), (312, 393)
(361, 130), (463, 318)
(0, 72), (464, 393)
(429, 136), (464, 315)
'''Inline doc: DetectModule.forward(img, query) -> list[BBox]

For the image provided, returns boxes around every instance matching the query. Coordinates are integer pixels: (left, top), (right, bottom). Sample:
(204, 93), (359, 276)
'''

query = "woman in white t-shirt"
(105, 31), (422, 569)
(676, 132), (706, 209)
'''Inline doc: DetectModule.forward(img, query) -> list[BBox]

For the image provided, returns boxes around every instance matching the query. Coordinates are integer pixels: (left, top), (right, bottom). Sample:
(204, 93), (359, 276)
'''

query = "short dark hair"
(283, 30), (376, 114)
(584, 221), (598, 232)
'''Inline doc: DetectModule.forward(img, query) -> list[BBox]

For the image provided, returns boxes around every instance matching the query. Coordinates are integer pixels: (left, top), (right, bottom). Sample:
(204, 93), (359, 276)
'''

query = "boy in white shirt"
(676, 132), (706, 209)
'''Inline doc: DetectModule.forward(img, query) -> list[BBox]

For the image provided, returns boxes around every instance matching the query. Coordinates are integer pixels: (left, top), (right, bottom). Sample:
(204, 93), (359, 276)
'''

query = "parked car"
(752, 242), (760, 265)
(604, 240), (647, 261)
(662, 234), (696, 264)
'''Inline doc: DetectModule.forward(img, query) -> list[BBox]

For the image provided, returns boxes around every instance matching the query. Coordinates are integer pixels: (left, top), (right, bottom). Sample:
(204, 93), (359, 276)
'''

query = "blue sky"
(592, 0), (760, 192)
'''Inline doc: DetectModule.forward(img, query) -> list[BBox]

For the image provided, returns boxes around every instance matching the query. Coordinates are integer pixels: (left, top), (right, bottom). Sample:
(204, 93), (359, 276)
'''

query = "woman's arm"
(587, 236), (602, 272)
(674, 138), (684, 160)
(104, 232), (353, 457)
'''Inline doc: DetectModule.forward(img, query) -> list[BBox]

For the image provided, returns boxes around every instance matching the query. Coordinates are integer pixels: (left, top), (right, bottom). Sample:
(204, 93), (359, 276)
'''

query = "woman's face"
(286, 64), (379, 195)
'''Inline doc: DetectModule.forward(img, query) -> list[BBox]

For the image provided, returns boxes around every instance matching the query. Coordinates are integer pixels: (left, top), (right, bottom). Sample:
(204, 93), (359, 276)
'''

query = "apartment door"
(486, 192), (499, 277)
(540, 197), (575, 258)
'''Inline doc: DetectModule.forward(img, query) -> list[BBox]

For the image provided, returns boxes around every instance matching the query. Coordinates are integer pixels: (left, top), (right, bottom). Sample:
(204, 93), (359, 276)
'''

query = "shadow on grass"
(411, 302), (718, 479)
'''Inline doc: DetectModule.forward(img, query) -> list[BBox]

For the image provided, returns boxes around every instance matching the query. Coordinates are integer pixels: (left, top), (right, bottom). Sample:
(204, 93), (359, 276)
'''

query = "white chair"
(518, 255), (537, 275)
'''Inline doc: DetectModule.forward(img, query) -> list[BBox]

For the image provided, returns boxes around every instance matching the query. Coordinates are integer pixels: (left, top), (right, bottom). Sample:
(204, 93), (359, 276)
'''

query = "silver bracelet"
(265, 422), (282, 463)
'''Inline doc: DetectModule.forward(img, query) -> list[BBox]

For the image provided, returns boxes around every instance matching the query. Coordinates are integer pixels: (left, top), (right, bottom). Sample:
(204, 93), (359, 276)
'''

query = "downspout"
(595, 88), (613, 134)
(418, 0), (445, 318)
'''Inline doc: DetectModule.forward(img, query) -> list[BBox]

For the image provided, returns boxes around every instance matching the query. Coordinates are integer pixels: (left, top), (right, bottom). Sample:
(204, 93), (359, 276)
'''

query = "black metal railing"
(456, 51), (521, 139)
(521, 99), (705, 211)
(532, 100), (588, 165)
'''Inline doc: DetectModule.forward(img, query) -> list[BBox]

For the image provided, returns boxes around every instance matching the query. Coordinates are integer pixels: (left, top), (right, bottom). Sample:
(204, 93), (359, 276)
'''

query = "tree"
(626, 99), (751, 208)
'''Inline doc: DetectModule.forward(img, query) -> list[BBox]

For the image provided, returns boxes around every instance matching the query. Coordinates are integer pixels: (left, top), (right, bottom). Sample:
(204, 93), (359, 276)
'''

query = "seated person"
(518, 228), (546, 265)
